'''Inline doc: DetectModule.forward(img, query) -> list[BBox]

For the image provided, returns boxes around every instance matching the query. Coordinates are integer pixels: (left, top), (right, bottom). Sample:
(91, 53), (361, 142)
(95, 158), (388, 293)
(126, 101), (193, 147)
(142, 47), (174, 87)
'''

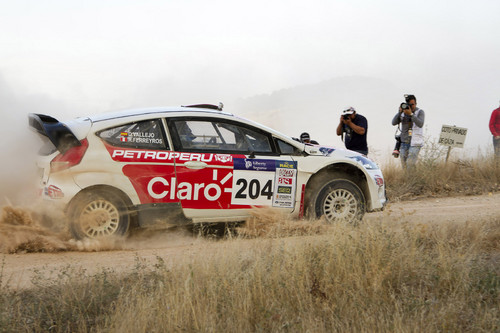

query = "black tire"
(68, 188), (131, 239)
(311, 179), (366, 224)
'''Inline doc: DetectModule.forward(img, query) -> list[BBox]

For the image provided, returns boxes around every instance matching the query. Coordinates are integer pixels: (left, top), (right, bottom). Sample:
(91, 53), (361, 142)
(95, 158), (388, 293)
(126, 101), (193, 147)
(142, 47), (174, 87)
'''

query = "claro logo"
(147, 170), (233, 201)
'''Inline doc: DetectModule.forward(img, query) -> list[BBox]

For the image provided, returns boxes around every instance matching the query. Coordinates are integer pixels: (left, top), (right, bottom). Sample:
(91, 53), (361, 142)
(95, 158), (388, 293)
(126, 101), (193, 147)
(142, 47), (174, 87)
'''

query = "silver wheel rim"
(79, 199), (120, 237)
(322, 188), (358, 222)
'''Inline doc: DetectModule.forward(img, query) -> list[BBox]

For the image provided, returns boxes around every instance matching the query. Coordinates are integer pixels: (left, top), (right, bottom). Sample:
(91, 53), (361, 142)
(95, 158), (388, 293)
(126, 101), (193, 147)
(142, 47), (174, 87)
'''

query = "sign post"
(438, 125), (468, 163)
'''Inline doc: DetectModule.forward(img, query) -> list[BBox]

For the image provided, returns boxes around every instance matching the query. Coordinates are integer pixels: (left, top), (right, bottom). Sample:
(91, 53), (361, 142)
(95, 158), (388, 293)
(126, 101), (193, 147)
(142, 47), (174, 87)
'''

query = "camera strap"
(395, 125), (401, 137)
(407, 117), (413, 137)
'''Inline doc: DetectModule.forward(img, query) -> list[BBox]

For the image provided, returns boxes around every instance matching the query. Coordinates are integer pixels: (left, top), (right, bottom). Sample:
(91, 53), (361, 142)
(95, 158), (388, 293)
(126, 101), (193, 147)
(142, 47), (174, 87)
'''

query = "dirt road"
(1, 193), (499, 290)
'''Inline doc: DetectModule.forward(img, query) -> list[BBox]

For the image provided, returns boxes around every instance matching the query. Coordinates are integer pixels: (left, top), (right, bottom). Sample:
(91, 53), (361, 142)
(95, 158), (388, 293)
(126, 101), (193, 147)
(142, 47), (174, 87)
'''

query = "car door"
(97, 118), (184, 226)
(167, 117), (299, 222)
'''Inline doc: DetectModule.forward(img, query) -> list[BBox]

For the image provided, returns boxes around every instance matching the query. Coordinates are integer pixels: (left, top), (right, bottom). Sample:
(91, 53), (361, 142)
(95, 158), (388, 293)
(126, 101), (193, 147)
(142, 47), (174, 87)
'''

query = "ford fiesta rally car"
(29, 104), (386, 239)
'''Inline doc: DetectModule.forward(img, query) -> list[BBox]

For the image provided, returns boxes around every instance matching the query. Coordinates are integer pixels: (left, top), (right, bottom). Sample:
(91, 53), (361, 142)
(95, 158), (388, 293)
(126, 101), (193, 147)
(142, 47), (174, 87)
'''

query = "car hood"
(303, 144), (355, 157)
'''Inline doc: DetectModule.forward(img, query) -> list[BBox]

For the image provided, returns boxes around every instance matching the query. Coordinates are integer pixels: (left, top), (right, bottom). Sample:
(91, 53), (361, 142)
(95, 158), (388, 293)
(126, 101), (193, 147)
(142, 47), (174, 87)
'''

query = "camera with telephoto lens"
(400, 102), (410, 110)
(400, 94), (415, 111)
(392, 134), (401, 158)
(342, 114), (350, 120)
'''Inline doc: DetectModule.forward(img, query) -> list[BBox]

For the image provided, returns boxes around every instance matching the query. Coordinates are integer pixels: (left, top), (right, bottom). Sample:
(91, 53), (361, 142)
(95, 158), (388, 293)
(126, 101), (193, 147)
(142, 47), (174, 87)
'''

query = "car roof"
(71, 104), (306, 150)
(88, 106), (233, 123)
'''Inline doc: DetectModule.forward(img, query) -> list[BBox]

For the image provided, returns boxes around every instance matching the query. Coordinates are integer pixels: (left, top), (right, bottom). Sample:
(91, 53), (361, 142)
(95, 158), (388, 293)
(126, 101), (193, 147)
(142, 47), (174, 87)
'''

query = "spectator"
(336, 106), (368, 155)
(391, 94), (425, 169)
(489, 101), (500, 160)
(300, 132), (319, 145)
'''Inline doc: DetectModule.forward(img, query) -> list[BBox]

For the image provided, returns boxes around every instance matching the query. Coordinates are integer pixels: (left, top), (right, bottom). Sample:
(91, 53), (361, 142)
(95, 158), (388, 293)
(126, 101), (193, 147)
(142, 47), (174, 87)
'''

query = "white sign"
(438, 125), (467, 148)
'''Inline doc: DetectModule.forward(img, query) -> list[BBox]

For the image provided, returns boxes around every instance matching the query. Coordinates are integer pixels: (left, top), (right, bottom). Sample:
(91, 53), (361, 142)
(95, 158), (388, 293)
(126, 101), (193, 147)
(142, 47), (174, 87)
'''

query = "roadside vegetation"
(1, 214), (499, 332)
(384, 140), (500, 200)
(1, 150), (499, 332)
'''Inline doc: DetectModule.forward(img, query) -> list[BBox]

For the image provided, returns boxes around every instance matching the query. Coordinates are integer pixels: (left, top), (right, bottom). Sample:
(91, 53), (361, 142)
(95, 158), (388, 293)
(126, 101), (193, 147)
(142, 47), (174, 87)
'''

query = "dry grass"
(1, 212), (499, 332)
(237, 207), (330, 238)
(384, 146), (500, 201)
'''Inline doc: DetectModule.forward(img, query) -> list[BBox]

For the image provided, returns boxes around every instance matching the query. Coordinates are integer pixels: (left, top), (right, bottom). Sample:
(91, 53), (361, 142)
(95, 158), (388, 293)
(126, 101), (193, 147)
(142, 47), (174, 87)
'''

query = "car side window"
(98, 119), (168, 149)
(276, 139), (302, 155)
(170, 119), (272, 153)
(240, 127), (272, 152)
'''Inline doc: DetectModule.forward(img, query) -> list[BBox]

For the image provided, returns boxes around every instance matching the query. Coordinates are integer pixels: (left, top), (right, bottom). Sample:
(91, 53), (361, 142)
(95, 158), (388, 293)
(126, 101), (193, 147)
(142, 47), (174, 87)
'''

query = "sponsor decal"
(272, 160), (297, 208)
(123, 165), (235, 209)
(277, 177), (292, 185)
(214, 154), (233, 163)
(147, 171), (229, 201)
(374, 175), (384, 187)
(273, 200), (293, 207)
(319, 147), (335, 156)
(234, 158), (276, 171)
(277, 186), (292, 194)
(109, 147), (212, 163)
(105, 144), (246, 166)
(278, 169), (295, 177)
(277, 161), (295, 169)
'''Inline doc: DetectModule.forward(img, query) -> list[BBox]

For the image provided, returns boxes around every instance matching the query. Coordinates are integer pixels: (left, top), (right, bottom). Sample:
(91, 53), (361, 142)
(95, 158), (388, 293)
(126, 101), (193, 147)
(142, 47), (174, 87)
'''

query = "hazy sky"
(1, 0), (500, 175)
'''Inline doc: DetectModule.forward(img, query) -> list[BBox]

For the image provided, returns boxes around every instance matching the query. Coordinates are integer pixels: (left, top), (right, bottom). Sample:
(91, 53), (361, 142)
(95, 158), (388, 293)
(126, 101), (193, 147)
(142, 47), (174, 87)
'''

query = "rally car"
(29, 103), (386, 239)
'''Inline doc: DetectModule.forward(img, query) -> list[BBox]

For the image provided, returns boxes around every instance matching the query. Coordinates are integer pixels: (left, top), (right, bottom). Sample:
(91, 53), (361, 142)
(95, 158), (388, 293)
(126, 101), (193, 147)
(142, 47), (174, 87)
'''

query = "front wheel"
(312, 179), (365, 224)
(68, 189), (131, 239)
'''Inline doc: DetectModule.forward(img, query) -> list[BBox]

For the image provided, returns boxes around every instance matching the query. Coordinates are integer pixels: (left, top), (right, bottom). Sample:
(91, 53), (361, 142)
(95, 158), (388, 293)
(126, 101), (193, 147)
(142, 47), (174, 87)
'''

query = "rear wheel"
(311, 179), (365, 224)
(68, 189), (131, 239)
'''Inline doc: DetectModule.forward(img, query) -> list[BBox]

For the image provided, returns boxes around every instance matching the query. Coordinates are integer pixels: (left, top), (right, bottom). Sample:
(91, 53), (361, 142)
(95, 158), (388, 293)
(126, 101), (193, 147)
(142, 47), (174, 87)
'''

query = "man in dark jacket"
(336, 106), (368, 155)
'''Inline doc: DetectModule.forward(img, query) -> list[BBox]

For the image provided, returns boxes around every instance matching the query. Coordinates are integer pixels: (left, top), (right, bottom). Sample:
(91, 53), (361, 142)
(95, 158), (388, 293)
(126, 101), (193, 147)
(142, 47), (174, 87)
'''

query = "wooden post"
(445, 146), (452, 164)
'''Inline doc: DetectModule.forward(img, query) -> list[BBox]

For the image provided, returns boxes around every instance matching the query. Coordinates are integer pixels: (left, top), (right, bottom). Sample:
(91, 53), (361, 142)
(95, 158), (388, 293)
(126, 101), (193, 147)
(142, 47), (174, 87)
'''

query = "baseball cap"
(342, 106), (356, 115)
(300, 132), (310, 140)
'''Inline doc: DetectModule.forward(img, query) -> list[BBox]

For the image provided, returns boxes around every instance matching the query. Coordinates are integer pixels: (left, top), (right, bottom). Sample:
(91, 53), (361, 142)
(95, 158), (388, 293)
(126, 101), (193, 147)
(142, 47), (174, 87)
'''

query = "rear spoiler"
(28, 113), (81, 154)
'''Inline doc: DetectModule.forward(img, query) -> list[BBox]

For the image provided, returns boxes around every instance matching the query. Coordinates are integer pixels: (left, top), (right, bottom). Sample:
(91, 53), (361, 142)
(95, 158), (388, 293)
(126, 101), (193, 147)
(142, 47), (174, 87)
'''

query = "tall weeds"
(1, 215), (498, 332)
(384, 142), (500, 200)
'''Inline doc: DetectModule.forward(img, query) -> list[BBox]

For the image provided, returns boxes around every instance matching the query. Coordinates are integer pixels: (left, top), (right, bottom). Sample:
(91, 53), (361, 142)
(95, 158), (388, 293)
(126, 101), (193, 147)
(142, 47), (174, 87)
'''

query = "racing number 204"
(235, 179), (273, 200)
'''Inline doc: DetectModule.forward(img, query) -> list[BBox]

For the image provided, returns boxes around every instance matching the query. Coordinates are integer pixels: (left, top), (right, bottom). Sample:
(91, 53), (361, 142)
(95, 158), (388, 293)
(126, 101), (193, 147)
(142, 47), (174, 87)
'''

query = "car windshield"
(233, 115), (300, 143)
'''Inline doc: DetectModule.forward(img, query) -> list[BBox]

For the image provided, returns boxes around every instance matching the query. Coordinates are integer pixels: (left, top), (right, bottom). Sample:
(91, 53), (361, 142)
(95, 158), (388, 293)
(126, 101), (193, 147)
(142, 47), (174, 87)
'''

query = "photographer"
(336, 106), (368, 155)
(391, 94), (425, 169)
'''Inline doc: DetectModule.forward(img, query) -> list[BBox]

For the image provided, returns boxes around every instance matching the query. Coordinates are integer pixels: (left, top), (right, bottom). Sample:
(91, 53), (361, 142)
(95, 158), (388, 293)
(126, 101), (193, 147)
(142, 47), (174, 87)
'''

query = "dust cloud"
(0, 203), (127, 254)
(0, 204), (72, 254)
(0, 202), (202, 254)
(0, 203), (330, 254)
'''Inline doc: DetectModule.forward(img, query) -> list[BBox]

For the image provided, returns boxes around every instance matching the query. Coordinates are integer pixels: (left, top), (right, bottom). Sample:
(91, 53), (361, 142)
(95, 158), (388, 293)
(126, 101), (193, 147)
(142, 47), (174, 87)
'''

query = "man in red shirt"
(489, 102), (500, 160)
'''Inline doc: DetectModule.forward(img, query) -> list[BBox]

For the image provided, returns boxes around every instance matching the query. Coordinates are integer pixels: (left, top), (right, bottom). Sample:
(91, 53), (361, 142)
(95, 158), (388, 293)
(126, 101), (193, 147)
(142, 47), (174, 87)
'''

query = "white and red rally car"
(29, 104), (386, 239)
